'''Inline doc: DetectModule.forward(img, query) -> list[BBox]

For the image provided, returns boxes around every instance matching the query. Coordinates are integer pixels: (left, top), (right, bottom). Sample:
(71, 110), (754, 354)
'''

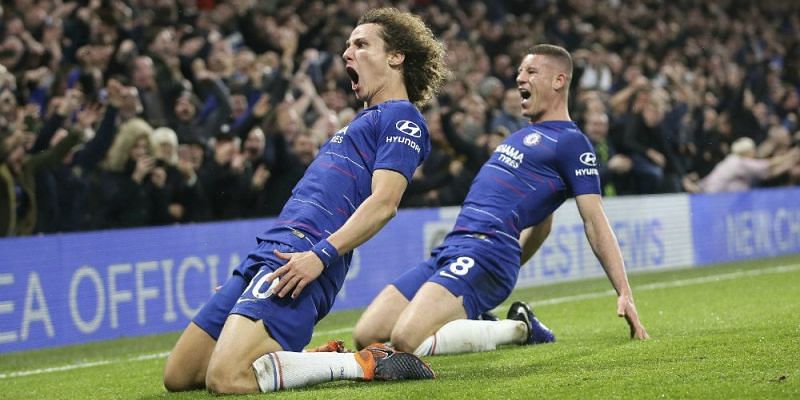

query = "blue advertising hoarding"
(0, 209), (443, 353)
(690, 187), (800, 265)
(2, 187), (799, 353)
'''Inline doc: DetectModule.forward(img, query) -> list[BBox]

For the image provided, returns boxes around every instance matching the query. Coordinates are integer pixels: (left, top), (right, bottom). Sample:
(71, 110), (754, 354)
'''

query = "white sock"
(414, 319), (527, 356)
(252, 352), (363, 392)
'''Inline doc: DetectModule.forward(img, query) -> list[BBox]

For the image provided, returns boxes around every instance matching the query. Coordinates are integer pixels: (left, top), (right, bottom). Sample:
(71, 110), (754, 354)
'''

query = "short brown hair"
(529, 44), (573, 84)
(358, 8), (448, 108)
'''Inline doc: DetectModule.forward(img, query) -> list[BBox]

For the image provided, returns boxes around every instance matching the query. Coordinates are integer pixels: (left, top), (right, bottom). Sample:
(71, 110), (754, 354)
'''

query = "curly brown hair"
(358, 8), (448, 108)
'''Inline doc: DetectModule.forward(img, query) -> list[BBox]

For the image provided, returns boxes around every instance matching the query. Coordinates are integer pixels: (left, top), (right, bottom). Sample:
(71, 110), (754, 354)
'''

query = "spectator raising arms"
(0, 1), (799, 236)
(696, 137), (800, 193)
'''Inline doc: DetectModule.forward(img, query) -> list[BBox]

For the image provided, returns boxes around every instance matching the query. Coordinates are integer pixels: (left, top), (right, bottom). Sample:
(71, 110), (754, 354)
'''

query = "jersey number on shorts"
(243, 271), (280, 299)
(439, 256), (475, 280)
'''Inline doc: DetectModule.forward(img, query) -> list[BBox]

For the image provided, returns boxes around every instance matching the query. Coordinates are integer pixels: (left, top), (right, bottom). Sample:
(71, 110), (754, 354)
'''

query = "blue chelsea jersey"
(258, 100), (430, 244)
(446, 120), (600, 253)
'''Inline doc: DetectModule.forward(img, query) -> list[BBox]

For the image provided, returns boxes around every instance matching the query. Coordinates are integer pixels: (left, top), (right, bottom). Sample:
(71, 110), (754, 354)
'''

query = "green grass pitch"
(1, 255), (798, 399)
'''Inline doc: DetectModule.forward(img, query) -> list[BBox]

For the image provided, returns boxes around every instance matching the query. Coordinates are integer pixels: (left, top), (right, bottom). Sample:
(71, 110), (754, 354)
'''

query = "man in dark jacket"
(583, 111), (633, 196)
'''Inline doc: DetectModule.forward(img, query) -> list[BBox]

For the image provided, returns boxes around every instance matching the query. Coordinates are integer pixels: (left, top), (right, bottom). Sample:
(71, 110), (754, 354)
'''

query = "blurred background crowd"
(1, 0), (799, 237)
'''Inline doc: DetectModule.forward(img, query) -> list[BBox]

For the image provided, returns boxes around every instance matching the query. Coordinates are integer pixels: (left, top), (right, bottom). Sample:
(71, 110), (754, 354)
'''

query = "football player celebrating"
(163, 8), (447, 394)
(354, 44), (649, 357)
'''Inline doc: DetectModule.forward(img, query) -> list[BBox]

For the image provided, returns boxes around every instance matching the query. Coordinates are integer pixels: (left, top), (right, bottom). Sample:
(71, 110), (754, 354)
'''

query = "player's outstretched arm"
(270, 169), (408, 299)
(575, 194), (649, 340)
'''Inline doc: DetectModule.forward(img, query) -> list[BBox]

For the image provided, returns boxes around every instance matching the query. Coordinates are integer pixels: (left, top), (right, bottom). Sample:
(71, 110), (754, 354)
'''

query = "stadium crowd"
(1, 0), (799, 237)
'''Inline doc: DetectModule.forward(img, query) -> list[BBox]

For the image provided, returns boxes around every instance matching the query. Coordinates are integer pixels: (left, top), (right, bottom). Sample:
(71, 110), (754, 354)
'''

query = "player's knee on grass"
(352, 326), (373, 350)
(205, 357), (256, 394)
(163, 364), (202, 392)
(163, 345), (209, 392)
(353, 318), (389, 350)
(390, 323), (426, 354)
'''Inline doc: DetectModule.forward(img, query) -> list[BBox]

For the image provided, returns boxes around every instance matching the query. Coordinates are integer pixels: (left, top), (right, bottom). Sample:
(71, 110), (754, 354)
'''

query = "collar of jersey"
(364, 99), (412, 111)
(530, 120), (577, 128)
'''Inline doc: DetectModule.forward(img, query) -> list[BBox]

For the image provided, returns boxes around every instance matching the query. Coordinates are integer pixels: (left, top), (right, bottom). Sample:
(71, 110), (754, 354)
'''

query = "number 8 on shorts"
(447, 256), (475, 276)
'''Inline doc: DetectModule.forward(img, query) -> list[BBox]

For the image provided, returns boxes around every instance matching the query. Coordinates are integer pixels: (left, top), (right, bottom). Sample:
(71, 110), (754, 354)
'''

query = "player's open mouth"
(347, 66), (360, 90)
(519, 88), (531, 107)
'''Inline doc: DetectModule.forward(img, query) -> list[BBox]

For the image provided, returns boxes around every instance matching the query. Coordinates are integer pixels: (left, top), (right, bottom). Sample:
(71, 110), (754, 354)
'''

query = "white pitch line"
(311, 327), (352, 338)
(0, 352), (171, 379)
(0, 360), (112, 379)
(1, 263), (797, 380)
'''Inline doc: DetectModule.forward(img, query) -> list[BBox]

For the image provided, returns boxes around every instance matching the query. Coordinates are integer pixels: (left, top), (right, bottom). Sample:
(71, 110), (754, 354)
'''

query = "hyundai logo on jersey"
(579, 152), (597, 166)
(396, 120), (422, 138)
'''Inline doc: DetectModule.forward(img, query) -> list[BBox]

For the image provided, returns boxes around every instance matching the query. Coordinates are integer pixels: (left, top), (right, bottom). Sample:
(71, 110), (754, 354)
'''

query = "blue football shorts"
(391, 240), (518, 319)
(192, 237), (338, 352)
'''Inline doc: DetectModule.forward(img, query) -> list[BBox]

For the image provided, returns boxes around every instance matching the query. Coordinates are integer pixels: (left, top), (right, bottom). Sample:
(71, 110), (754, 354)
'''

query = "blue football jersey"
(202, 100), (429, 348)
(258, 99), (430, 245)
(445, 120), (600, 255)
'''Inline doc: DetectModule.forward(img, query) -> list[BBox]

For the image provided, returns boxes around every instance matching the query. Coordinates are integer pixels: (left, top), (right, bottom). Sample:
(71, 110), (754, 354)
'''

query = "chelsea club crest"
(523, 132), (541, 146)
